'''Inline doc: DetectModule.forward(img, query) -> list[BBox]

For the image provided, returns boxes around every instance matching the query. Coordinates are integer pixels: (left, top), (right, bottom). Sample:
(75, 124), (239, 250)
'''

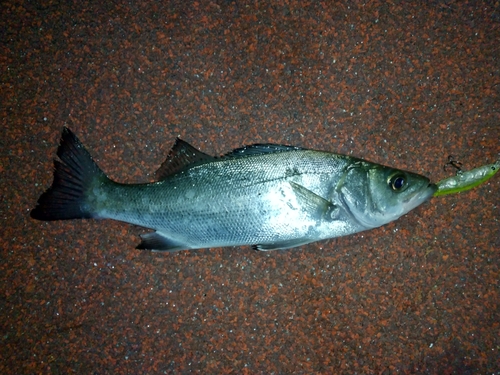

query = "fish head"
(338, 162), (437, 229)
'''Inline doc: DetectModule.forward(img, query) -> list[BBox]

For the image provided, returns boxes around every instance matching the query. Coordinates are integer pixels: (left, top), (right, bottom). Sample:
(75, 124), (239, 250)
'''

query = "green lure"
(434, 160), (500, 197)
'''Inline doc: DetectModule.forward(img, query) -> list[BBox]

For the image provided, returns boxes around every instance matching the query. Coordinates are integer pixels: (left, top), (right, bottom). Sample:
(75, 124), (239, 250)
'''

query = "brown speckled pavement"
(1, 1), (499, 373)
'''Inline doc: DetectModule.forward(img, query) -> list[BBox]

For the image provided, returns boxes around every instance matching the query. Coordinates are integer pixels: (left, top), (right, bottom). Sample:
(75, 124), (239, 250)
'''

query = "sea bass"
(31, 128), (437, 251)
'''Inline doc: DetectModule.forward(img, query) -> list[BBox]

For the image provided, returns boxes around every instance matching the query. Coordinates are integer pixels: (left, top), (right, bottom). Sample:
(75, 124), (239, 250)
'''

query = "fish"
(31, 127), (437, 251)
(434, 160), (500, 197)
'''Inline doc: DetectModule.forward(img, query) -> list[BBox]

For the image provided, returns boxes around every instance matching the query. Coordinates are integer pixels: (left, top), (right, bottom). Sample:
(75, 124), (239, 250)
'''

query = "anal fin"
(137, 231), (190, 252)
(254, 238), (314, 251)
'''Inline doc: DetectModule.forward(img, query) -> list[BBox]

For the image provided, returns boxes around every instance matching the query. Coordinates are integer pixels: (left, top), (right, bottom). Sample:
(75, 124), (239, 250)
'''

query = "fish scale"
(96, 152), (346, 244)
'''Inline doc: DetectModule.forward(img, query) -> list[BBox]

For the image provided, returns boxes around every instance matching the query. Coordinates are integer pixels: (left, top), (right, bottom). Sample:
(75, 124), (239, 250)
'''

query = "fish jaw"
(340, 183), (436, 230)
(374, 183), (437, 226)
(401, 183), (437, 213)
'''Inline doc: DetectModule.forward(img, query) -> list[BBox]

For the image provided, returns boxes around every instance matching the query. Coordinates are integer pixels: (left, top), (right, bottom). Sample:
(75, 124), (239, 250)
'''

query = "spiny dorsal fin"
(155, 138), (216, 180)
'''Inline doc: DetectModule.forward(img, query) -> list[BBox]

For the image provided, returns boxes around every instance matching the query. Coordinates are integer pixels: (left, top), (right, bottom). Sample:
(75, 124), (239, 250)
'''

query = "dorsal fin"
(155, 138), (216, 180)
(224, 143), (304, 158)
(156, 140), (305, 180)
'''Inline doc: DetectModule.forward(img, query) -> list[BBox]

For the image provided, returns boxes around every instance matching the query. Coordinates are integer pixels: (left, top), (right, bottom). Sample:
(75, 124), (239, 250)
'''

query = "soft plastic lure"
(434, 160), (500, 197)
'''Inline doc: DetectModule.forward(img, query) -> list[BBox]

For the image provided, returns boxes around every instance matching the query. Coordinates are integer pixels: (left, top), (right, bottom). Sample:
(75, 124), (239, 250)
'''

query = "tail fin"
(31, 127), (108, 221)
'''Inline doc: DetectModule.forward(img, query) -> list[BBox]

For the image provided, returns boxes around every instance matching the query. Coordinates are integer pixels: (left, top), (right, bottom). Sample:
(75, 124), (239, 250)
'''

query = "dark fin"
(254, 238), (313, 251)
(224, 144), (304, 158)
(289, 182), (340, 221)
(31, 127), (107, 221)
(136, 231), (190, 252)
(155, 138), (216, 180)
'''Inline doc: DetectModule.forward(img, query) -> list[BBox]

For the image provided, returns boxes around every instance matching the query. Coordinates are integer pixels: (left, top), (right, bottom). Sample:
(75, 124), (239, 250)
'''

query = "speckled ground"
(1, 1), (499, 374)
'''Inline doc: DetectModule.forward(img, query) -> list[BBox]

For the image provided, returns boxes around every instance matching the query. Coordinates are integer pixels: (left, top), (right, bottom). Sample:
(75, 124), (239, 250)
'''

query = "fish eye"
(389, 173), (407, 192)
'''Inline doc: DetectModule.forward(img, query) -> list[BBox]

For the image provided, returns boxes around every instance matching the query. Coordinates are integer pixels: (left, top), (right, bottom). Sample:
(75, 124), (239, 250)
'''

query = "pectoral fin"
(253, 183), (340, 251)
(289, 181), (340, 221)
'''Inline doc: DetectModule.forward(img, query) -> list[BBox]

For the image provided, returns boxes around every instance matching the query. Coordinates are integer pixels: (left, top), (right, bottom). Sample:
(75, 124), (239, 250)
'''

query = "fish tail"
(31, 127), (108, 221)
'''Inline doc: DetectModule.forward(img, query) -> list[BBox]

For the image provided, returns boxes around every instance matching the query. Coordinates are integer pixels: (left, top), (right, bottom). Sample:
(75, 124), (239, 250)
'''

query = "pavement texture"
(1, 1), (499, 373)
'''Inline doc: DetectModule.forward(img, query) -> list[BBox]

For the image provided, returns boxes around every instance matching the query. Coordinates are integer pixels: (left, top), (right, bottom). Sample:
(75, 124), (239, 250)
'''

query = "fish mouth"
(403, 183), (437, 211)
(340, 181), (437, 230)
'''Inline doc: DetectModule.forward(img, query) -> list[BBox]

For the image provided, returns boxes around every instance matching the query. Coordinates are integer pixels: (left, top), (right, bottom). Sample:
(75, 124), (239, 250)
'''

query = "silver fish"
(31, 127), (437, 251)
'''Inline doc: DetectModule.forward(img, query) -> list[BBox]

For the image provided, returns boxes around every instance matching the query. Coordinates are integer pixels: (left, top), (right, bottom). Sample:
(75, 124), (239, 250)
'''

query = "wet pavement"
(1, 1), (499, 373)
